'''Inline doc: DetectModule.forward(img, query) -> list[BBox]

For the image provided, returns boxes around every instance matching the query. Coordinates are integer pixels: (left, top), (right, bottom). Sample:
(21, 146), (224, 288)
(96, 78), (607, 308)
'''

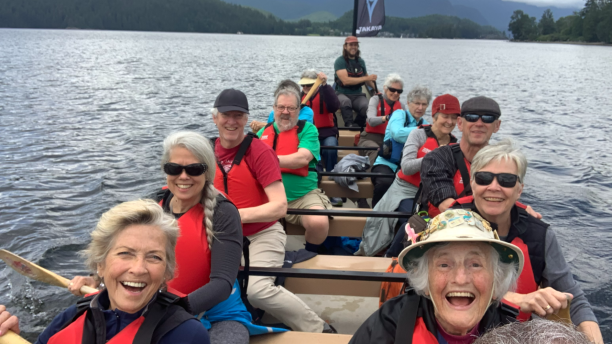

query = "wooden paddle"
(0, 249), (97, 294)
(0, 331), (30, 344)
(301, 77), (324, 105)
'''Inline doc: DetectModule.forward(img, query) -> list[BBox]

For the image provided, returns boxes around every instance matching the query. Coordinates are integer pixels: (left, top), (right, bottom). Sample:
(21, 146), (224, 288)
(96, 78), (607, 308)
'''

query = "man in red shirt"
(211, 89), (329, 333)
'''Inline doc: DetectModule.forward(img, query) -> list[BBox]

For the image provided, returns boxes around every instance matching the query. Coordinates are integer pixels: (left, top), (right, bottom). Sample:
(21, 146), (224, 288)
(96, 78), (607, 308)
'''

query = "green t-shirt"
(257, 122), (320, 202)
(334, 56), (368, 95)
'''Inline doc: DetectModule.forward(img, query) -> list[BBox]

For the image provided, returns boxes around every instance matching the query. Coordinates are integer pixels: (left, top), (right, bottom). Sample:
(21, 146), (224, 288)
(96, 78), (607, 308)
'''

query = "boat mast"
(352, 0), (358, 36)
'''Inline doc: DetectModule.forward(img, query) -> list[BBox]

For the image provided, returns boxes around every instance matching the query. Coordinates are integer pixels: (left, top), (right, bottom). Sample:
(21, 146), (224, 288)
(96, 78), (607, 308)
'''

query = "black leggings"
(371, 165), (395, 207)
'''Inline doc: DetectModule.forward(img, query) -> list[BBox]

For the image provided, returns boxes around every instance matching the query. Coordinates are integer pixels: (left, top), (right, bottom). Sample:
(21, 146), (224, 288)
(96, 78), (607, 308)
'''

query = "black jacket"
(349, 292), (518, 344)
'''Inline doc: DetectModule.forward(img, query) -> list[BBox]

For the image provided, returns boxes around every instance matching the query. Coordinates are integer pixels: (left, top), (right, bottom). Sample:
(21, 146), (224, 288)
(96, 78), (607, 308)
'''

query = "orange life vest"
(379, 258), (407, 307)
(428, 144), (471, 218)
(259, 121), (309, 177)
(398, 126), (440, 186)
(303, 92), (334, 129)
(159, 200), (211, 295)
(365, 97), (402, 135)
(48, 288), (189, 344)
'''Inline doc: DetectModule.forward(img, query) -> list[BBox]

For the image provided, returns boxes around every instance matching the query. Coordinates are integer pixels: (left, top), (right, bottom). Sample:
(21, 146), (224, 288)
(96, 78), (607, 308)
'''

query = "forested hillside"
(0, 0), (503, 39)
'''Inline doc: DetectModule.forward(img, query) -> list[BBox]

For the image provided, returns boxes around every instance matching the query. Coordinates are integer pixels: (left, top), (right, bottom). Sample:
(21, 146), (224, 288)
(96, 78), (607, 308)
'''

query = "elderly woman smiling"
(0, 199), (209, 343)
(450, 139), (603, 344)
(350, 209), (523, 344)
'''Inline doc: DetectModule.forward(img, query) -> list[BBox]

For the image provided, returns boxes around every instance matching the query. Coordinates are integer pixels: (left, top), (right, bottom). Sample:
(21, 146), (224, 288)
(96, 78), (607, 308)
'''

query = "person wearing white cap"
(350, 209), (524, 344)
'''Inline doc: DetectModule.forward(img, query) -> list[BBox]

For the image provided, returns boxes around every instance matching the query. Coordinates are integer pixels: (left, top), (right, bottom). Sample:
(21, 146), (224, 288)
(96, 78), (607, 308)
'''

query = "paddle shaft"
(301, 77), (324, 105)
(0, 331), (30, 344)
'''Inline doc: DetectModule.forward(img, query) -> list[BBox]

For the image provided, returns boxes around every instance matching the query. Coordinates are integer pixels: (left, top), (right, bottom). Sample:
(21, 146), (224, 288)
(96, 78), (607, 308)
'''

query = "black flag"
(354, 0), (385, 37)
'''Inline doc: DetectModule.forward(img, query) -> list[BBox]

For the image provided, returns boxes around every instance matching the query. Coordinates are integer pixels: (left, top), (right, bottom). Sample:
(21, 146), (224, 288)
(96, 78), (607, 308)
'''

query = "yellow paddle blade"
(0, 249), (97, 294)
(0, 330), (31, 344)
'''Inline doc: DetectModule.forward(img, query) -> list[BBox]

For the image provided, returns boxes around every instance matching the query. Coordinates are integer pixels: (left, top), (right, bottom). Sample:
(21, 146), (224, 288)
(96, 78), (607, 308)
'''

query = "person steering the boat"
(334, 36), (378, 128)
(69, 130), (288, 343)
(356, 73), (407, 170)
(257, 87), (333, 255)
(451, 139), (603, 344)
(249, 79), (314, 133)
(359, 94), (460, 257)
(212, 89), (331, 333)
(350, 209), (523, 343)
(369, 85), (431, 208)
(0, 199), (210, 343)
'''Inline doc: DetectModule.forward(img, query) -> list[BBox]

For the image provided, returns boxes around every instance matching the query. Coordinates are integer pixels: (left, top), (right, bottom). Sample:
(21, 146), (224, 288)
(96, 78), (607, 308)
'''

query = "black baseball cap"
(214, 89), (249, 114)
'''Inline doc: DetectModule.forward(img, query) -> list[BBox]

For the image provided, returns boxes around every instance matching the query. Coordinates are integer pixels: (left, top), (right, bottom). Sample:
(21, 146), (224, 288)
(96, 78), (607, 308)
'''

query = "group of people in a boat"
(0, 35), (604, 344)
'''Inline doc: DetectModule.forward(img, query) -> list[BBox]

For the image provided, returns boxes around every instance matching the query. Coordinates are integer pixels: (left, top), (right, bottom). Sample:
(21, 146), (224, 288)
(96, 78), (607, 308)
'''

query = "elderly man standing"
(334, 36), (378, 127)
(212, 89), (331, 333)
(257, 87), (332, 254)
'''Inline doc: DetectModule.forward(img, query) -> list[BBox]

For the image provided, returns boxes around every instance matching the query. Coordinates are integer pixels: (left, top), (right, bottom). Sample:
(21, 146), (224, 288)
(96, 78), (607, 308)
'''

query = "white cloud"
(503, 0), (584, 9)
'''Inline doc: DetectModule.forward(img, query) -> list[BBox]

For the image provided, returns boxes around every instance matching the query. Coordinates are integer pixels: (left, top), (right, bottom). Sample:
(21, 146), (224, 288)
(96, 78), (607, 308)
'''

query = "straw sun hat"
(398, 209), (524, 274)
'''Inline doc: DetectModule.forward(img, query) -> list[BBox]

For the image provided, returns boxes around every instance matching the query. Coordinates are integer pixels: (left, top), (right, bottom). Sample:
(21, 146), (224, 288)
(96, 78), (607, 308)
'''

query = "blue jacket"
(35, 290), (209, 344)
(374, 109), (428, 171)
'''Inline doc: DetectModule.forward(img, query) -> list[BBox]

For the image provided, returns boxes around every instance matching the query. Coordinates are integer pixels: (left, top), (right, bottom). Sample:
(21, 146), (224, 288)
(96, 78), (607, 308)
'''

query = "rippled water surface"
(1, 29), (611, 341)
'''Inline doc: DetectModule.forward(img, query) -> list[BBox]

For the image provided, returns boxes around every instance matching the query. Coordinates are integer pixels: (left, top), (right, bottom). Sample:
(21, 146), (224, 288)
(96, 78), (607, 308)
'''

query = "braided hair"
(161, 131), (218, 249)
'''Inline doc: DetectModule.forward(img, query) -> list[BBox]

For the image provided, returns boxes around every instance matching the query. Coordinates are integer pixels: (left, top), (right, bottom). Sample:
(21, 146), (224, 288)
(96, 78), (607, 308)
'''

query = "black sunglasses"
(387, 87), (403, 94)
(474, 172), (520, 188)
(462, 113), (498, 124)
(302, 84), (314, 88)
(164, 163), (208, 176)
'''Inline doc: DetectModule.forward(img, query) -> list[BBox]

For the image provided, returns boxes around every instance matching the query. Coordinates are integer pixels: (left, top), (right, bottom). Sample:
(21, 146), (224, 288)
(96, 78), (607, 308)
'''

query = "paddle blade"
(545, 298), (572, 325)
(0, 330), (31, 344)
(0, 249), (69, 289)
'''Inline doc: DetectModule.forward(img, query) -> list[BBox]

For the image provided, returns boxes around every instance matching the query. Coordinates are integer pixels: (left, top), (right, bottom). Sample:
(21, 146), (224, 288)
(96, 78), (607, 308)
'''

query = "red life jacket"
(213, 135), (270, 236)
(398, 126), (440, 186)
(365, 97), (402, 135)
(303, 92), (334, 129)
(413, 317), (439, 343)
(451, 196), (544, 322)
(259, 121), (309, 177)
(159, 199), (211, 295)
(48, 288), (190, 344)
(428, 144), (471, 218)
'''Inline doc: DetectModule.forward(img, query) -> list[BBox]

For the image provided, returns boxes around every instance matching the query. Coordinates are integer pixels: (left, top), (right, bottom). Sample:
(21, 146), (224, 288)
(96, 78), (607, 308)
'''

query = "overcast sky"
(504, 0), (584, 8)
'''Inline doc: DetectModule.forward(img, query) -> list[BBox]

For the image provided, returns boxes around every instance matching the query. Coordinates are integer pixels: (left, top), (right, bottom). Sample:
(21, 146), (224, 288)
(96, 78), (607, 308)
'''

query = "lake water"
(1, 29), (611, 341)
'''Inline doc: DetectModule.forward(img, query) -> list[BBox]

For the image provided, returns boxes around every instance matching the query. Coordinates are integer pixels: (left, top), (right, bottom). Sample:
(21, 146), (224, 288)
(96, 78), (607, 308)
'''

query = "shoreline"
(510, 40), (611, 46)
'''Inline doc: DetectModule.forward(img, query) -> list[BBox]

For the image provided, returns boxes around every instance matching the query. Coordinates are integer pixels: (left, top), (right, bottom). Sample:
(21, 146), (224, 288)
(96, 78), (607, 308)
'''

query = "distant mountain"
(222, 0), (580, 31)
(292, 11), (337, 23)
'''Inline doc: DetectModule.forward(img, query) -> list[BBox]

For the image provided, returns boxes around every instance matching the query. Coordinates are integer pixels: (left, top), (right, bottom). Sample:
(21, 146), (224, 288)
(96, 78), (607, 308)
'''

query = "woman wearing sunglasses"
(357, 73), (406, 172)
(68, 131), (285, 344)
(452, 139), (603, 344)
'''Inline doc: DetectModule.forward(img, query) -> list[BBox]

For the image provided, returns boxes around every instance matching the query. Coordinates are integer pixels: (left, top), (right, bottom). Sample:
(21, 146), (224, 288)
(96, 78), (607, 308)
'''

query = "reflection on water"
(1, 29), (611, 341)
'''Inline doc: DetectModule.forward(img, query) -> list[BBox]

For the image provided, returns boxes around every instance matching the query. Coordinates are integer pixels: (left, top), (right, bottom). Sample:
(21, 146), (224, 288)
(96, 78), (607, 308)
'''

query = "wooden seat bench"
(338, 130), (359, 147)
(319, 176), (373, 198)
(250, 331), (352, 344)
(285, 208), (371, 238)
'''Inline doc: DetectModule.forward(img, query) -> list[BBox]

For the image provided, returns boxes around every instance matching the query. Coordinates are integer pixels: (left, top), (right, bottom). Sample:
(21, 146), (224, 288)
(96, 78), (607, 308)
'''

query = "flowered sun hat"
(398, 209), (524, 274)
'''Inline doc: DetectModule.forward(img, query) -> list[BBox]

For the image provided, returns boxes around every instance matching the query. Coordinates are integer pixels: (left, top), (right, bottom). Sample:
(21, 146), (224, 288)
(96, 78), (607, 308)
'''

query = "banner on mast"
(355, 0), (385, 37)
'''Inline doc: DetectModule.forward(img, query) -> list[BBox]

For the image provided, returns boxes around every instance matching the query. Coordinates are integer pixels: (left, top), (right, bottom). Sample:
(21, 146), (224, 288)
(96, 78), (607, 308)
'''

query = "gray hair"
(383, 73), (404, 89)
(210, 107), (248, 119)
(82, 199), (179, 282)
(274, 87), (301, 108)
(301, 69), (318, 80)
(473, 318), (591, 344)
(406, 243), (518, 302)
(161, 131), (218, 249)
(471, 139), (527, 184)
(406, 85), (432, 104)
(274, 79), (301, 97)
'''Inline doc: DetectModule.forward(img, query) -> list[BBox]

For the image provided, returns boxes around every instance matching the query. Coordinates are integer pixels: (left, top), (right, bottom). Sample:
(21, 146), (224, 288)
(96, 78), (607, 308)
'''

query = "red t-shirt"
(215, 138), (282, 235)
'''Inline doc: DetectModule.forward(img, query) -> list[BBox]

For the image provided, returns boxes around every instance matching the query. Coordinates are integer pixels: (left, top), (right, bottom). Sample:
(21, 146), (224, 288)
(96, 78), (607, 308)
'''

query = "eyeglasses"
(164, 163), (208, 176)
(302, 84), (314, 88)
(387, 87), (403, 94)
(462, 113), (498, 124)
(474, 172), (520, 188)
(274, 105), (298, 112)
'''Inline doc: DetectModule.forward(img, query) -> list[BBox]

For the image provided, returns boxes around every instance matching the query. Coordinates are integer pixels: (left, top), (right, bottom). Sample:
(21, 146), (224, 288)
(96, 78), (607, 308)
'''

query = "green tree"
(509, 10), (538, 40)
(539, 9), (556, 35)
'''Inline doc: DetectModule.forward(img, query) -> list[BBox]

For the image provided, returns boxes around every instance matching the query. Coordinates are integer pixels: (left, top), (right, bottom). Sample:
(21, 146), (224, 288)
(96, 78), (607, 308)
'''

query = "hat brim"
(299, 78), (317, 86)
(398, 237), (524, 275)
(217, 105), (249, 114)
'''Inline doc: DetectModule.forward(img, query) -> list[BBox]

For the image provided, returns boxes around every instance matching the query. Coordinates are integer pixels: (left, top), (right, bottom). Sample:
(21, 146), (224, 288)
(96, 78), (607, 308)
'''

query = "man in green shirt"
(334, 36), (378, 127)
(257, 87), (332, 253)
